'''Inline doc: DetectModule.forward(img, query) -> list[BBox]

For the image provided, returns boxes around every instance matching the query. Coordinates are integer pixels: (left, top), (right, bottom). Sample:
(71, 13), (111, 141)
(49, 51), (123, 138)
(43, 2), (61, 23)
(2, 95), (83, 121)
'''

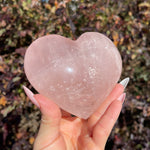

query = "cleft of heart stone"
(24, 32), (122, 119)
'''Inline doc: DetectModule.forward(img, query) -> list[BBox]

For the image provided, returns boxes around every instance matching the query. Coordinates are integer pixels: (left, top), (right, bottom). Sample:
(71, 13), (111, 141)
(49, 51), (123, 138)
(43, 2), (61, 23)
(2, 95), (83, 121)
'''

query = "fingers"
(23, 86), (67, 149)
(33, 94), (62, 149)
(88, 83), (124, 131)
(88, 77), (129, 131)
(92, 93), (126, 148)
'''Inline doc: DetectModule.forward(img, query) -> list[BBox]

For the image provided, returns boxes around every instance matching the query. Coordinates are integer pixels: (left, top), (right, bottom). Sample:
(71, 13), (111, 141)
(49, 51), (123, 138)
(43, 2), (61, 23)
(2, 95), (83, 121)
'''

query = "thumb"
(23, 86), (62, 149)
(34, 94), (61, 136)
(34, 94), (62, 147)
(34, 94), (61, 128)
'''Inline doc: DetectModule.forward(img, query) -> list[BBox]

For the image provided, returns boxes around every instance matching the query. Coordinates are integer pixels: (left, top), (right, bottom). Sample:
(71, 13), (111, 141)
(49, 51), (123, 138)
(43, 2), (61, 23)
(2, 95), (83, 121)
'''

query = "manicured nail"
(22, 85), (40, 108)
(119, 77), (130, 89)
(117, 93), (126, 103)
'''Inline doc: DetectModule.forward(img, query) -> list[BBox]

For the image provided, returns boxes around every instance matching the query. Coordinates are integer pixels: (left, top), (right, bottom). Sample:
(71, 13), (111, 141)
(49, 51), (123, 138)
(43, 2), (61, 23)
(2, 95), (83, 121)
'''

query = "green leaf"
(0, 29), (6, 36)
(12, 76), (21, 82)
(1, 105), (16, 117)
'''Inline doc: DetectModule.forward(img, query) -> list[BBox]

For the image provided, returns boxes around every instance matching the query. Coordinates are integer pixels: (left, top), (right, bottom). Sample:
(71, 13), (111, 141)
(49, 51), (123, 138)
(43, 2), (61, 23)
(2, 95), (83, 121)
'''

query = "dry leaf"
(0, 96), (7, 106)
(16, 132), (24, 139)
(119, 37), (124, 45)
(112, 32), (119, 46)
(15, 47), (27, 56)
(131, 54), (136, 59)
(51, 6), (56, 13)
(1, 105), (16, 117)
(0, 20), (6, 27)
(29, 137), (35, 145)
(45, 3), (51, 10)
(139, 2), (150, 8)
(55, 0), (58, 9)
(0, 65), (5, 73)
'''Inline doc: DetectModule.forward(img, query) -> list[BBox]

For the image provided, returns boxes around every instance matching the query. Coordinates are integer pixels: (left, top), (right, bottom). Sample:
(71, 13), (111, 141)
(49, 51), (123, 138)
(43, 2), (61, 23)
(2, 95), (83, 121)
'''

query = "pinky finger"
(92, 93), (126, 148)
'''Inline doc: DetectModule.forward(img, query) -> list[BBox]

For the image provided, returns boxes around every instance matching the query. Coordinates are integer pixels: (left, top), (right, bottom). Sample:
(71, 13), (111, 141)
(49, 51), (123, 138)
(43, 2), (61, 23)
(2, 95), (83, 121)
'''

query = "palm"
(60, 116), (99, 150)
(33, 84), (124, 150)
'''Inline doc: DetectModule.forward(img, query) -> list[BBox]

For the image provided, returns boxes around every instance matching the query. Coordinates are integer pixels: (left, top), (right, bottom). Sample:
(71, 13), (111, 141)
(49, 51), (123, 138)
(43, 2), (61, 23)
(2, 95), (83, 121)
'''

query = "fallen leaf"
(51, 6), (56, 13)
(119, 37), (124, 45)
(136, 95), (141, 99)
(2, 6), (7, 12)
(15, 47), (27, 56)
(0, 96), (7, 106)
(139, 2), (150, 8)
(12, 76), (21, 82)
(29, 137), (35, 145)
(1, 105), (16, 117)
(0, 65), (5, 73)
(128, 11), (132, 16)
(0, 29), (6, 36)
(16, 132), (24, 139)
(45, 3), (51, 10)
(112, 32), (119, 46)
(55, 0), (58, 9)
(131, 54), (137, 59)
(0, 20), (6, 27)
(96, 21), (100, 30)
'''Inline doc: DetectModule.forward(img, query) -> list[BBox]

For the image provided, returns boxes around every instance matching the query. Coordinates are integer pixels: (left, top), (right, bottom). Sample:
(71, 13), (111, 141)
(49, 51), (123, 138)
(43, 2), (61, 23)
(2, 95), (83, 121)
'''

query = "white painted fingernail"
(22, 85), (40, 108)
(119, 77), (130, 89)
(117, 93), (126, 103)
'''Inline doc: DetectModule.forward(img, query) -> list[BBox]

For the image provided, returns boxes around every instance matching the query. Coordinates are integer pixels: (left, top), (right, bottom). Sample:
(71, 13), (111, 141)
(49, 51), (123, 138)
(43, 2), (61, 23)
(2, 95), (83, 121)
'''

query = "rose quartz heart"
(24, 32), (122, 119)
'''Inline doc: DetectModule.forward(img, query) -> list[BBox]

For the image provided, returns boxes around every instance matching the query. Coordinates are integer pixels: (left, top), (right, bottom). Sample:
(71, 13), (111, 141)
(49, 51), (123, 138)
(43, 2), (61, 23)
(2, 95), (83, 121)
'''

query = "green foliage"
(0, 0), (70, 54)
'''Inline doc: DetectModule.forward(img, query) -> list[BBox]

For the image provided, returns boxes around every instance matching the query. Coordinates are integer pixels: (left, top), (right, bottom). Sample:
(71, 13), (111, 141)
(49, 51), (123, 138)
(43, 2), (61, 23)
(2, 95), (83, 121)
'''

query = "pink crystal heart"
(24, 32), (122, 119)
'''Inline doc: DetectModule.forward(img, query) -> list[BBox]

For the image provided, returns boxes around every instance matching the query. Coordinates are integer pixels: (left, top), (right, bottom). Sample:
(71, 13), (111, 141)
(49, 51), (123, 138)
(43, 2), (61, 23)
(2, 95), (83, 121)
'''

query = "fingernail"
(22, 85), (40, 108)
(117, 93), (126, 103)
(119, 77), (130, 89)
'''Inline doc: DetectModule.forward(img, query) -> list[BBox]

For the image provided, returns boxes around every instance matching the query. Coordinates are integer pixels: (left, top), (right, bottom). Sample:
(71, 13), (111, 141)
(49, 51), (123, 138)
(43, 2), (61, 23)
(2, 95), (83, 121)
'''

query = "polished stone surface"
(24, 32), (122, 119)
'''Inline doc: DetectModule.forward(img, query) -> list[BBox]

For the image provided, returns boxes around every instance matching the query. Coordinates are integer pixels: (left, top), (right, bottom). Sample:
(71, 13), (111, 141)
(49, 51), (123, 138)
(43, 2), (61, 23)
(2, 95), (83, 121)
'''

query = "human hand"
(23, 77), (129, 150)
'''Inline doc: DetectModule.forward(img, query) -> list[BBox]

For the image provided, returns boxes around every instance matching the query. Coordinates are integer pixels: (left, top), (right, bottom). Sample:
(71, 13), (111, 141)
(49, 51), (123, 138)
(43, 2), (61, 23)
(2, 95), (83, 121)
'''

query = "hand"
(23, 78), (129, 150)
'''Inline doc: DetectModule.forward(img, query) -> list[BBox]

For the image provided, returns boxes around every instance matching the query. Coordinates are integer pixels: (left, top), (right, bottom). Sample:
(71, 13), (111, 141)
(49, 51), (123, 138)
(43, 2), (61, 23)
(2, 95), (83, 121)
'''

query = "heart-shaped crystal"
(24, 32), (122, 119)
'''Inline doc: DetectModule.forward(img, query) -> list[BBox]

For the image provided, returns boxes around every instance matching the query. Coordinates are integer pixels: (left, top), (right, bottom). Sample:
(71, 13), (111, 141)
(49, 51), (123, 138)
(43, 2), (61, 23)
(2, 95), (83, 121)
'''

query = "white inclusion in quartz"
(91, 53), (96, 58)
(88, 67), (96, 78)
(66, 67), (73, 73)
(49, 86), (55, 92)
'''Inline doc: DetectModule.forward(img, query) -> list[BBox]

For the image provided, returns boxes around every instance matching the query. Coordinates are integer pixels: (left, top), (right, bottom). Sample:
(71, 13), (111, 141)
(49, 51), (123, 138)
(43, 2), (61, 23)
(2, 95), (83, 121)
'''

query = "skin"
(33, 84), (124, 150)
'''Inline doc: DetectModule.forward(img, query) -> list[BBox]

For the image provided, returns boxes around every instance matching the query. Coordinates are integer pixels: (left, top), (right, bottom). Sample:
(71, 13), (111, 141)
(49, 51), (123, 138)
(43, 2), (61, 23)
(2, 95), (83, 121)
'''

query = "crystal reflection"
(66, 67), (74, 73)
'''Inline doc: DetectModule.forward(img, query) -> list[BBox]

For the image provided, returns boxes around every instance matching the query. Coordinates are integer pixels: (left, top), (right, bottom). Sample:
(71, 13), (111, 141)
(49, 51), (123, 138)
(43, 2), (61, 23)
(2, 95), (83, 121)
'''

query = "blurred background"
(0, 0), (150, 149)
